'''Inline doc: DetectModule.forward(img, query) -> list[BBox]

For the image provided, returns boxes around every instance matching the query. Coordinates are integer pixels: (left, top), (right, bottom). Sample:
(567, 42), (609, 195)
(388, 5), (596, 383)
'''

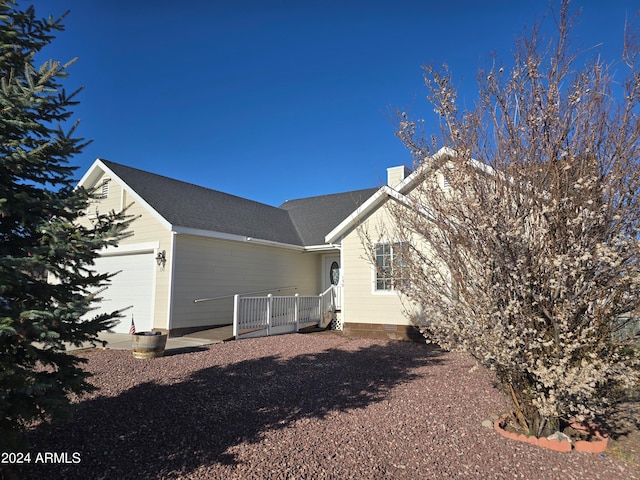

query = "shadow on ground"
(162, 345), (210, 357)
(603, 386), (640, 466)
(21, 340), (444, 479)
(598, 387), (640, 437)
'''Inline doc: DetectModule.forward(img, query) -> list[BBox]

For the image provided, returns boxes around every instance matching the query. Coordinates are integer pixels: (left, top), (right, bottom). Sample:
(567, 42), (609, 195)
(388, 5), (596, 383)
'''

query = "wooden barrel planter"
(132, 332), (168, 359)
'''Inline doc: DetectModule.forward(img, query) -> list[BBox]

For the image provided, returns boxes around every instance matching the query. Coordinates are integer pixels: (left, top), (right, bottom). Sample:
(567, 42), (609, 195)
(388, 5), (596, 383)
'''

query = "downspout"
(166, 231), (177, 333)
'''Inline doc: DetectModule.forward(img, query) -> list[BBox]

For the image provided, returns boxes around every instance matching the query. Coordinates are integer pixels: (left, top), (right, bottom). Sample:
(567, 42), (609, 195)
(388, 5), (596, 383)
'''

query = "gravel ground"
(13, 333), (640, 479)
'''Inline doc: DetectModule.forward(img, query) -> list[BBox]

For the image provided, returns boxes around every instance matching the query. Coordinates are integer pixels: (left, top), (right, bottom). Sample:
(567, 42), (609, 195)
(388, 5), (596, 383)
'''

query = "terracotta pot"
(493, 414), (608, 453)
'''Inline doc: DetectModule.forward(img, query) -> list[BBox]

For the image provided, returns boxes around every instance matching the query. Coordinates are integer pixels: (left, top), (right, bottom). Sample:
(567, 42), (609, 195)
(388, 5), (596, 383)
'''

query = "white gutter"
(172, 226), (305, 251)
(303, 244), (341, 252)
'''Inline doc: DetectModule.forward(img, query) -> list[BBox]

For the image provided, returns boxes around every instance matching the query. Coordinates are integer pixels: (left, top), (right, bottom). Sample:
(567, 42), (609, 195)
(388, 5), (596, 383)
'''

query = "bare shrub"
(364, 0), (640, 436)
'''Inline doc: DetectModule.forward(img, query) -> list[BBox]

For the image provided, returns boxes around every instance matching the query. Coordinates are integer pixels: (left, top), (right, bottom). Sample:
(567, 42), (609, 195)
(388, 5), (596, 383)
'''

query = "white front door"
(324, 255), (341, 290)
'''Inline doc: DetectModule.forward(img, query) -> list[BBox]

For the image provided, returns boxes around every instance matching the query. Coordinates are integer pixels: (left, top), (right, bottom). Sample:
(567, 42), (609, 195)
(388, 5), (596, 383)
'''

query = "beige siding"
(81, 171), (173, 330)
(341, 204), (412, 326)
(171, 235), (323, 329)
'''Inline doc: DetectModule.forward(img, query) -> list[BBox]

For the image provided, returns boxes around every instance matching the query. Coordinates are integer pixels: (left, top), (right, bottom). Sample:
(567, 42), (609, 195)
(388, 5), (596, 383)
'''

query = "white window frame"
(372, 241), (409, 293)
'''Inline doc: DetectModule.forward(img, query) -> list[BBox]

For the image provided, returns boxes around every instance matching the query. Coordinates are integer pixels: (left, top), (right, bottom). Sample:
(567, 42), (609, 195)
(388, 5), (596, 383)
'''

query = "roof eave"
(172, 226), (305, 251)
(78, 159), (173, 231)
(392, 146), (456, 194)
(324, 186), (392, 244)
(303, 244), (341, 252)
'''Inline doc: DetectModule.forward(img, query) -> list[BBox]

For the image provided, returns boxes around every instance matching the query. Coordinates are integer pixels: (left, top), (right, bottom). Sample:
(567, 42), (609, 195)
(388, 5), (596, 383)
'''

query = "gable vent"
(100, 179), (110, 198)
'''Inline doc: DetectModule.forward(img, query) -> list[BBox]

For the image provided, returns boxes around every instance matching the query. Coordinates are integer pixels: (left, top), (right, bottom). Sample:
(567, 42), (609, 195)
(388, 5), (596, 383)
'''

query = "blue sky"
(28, 0), (636, 206)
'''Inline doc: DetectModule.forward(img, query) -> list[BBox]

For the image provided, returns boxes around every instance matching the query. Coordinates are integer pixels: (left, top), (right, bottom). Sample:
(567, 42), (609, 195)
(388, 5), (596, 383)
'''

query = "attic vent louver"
(100, 179), (109, 198)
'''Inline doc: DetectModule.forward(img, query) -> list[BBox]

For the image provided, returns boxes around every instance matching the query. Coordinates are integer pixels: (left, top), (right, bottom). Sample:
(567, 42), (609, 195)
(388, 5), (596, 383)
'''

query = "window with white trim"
(374, 242), (409, 291)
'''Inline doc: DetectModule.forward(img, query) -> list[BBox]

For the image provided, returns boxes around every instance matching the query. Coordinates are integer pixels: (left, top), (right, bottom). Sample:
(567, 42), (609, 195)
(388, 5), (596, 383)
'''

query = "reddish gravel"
(15, 333), (640, 479)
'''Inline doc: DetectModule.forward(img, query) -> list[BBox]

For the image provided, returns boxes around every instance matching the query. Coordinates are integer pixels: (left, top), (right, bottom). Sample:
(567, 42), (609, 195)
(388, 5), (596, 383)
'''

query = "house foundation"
(341, 322), (424, 342)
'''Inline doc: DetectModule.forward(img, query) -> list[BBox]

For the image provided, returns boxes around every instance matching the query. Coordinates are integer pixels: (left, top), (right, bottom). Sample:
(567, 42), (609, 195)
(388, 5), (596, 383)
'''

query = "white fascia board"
(393, 147), (497, 195)
(378, 187), (436, 221)
(78, 159), (173, 231)
(324, 185), (431, 245)
(172, 226), (247, 242)
(324, 146), (492, 244)
(303, 244), (341, 252)
(76, 160), (104, 189)
(243, 237), (305, 251)
(387, 188), (435, 221)
(392, 146), (454, 194)
(172, 226), (305, 251)
(324, 186), (393, 244)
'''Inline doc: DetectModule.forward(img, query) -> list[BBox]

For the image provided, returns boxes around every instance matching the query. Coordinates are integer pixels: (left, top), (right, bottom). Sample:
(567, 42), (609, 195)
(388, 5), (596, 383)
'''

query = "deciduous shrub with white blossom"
(371, 0), (640, 436)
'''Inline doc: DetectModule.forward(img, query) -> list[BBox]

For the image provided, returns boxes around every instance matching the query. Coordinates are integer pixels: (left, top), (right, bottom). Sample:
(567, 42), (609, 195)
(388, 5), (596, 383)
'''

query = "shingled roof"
(279, 188), (378, 245)
(98, 160), (378, 247)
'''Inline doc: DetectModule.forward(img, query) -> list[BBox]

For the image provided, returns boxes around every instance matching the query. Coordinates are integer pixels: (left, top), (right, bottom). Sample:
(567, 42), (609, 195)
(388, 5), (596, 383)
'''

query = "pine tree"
(0, 1), (133, 450)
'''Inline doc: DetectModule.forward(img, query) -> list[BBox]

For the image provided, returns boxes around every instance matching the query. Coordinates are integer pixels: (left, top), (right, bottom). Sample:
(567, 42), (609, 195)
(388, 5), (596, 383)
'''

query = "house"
(78, 158), (427, 340)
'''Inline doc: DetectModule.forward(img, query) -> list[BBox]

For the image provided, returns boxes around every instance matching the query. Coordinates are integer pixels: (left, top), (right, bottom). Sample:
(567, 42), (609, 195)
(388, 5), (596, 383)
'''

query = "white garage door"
(89, 251), (155, 333)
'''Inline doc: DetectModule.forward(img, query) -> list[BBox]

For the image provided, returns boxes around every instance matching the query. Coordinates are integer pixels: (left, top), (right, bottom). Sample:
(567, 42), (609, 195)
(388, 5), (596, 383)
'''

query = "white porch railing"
(233, 285), (342, 340)
(332, 284), (343, 310)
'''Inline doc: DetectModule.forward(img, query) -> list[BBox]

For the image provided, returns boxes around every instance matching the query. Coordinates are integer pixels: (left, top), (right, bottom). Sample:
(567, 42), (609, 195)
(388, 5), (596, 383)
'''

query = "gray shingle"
(99, 160), (377, 247)
(279, 188), (379, 245)
(100, 160), (302, 245)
